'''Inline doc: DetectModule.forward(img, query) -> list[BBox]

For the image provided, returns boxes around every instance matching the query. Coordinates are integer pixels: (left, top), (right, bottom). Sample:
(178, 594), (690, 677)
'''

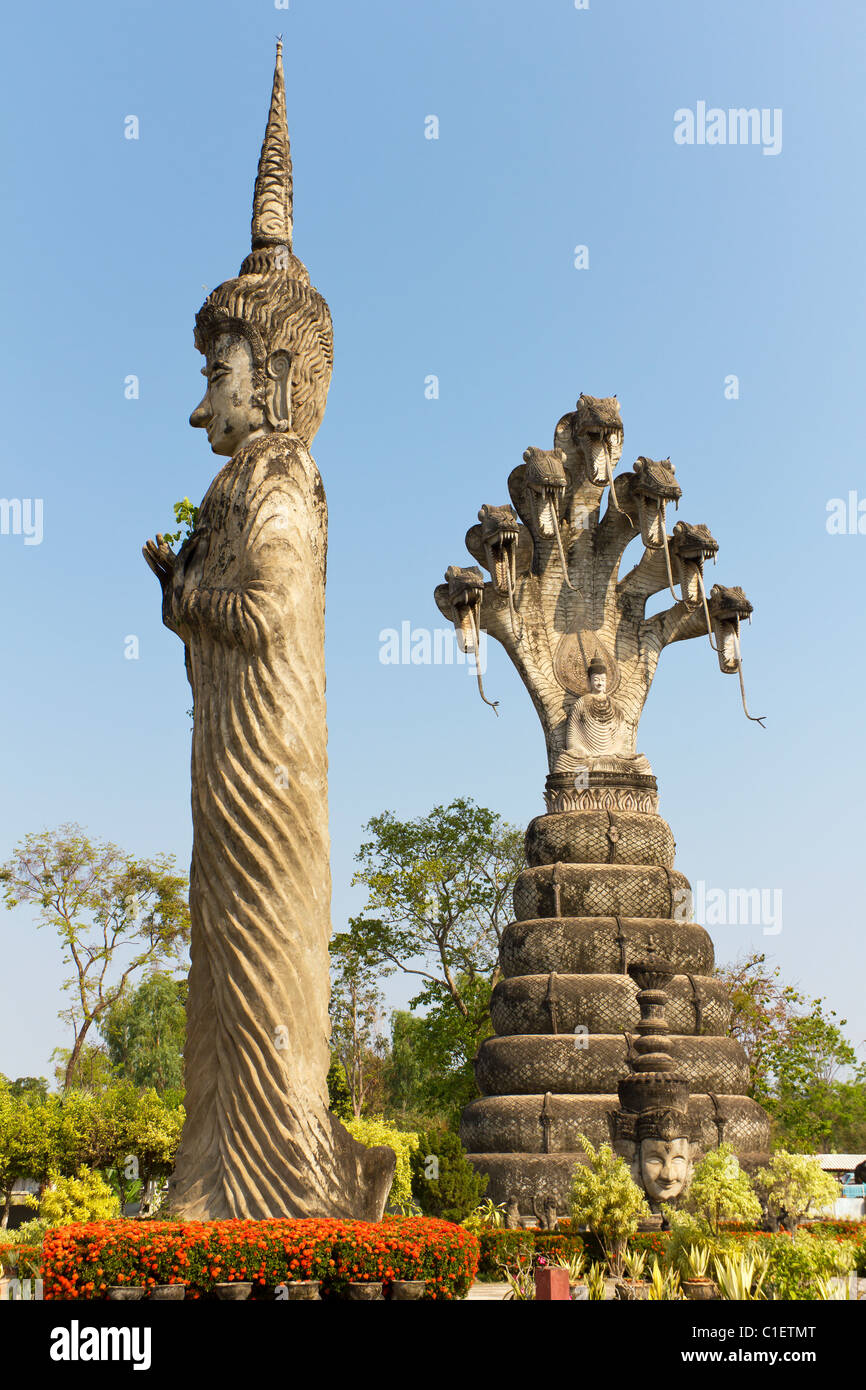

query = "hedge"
(475, 1229), (584, 1281)
(42, 1216), (479, 1300)
(0, 1244), (41, 1277)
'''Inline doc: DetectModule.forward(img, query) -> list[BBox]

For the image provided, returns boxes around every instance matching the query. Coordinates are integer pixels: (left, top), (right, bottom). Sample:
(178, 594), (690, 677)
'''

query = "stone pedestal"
(460, 788), (770, 1218)
(535, 1266), (571, 1301)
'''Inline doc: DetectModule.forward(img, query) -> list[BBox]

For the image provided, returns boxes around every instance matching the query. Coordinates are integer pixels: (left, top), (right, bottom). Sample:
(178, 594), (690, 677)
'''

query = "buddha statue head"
(587, 655), (607, 695)
(189, 41), (333, 457)
(617, 1061), (696, 1207)
(636, 1123), (697, 1200)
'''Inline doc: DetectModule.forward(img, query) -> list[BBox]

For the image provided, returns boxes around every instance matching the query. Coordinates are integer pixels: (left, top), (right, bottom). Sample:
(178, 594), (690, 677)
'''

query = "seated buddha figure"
(554, 655), (651, 777)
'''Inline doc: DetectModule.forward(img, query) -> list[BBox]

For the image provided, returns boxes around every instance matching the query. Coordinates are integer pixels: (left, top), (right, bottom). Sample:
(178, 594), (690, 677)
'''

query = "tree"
(0, 1084), (63, 1222)
(753, 1151), (839, 1232)
(384, 991), (488, 1127)
(568, 1136), (650, 1277)
(1, 825), (190, 1090)
(326, 1056), (353, 1121)
(343, 1116), (419, 1209)
(100, 973), (186, 1094)
(33, 1166), (120, 1227)
(384, 1012), (428, 1120)
(345, 798), (524, 1092)
(717, 952), (866, 1151)
(765, 1007), (865, 1151)
(94, 1083), (184, 1209)
(680, 1144), (762, 1234)
(410, 1129), (488, 1223)
(718, 952), (801, 1084)
(0, 1076), (49, 1104)
(328, 937), (388, 1117)
(0, 1085), (27, 1228)
(50, 1043), (115, 1093)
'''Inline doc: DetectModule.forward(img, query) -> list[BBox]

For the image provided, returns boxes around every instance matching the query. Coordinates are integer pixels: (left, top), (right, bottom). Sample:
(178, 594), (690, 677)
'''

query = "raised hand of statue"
(142, 533), (177, 590)
(142, 533), (187, 632)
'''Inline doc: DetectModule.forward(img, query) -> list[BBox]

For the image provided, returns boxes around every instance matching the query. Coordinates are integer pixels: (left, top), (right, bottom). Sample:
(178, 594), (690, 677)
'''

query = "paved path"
(465, 1282), (511, 1300)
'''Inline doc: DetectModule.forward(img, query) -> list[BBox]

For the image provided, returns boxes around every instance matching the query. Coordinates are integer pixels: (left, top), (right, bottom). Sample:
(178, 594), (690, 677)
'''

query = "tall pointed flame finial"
(251, 38), (293, 251)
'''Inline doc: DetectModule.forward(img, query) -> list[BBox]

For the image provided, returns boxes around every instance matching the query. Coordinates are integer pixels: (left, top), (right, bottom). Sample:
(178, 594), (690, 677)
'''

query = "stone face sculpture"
(436, 394), (769, 1216)
(143, 43), (394, 1221)
(615, 962), (698, 1209)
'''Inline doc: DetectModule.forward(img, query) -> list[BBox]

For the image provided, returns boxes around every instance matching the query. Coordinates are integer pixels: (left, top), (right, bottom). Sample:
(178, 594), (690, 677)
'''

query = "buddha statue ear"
(265, 350), (292, 432)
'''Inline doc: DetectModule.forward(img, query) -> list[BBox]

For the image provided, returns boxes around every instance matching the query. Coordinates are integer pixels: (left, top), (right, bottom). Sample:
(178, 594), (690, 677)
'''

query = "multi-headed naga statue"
(435, 394), (769, 1214)
(143, 44), (394, 1220)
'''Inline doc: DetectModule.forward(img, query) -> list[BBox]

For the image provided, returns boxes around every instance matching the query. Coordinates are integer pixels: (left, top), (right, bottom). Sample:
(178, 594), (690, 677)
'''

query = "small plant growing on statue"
(568, 1135), (650, 1278)
(163, 496), (200, 546)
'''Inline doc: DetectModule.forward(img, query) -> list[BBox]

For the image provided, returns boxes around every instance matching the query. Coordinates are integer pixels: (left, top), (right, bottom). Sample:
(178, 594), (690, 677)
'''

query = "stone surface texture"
(143, 43), (394, 1221)
(435, 395), (769, 1216)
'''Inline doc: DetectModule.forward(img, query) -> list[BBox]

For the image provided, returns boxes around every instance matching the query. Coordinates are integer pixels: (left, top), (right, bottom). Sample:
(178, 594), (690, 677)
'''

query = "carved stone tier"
(500, 917), (714, 978)
(490, 972), (732, 1038)
(460, 805), (764, 1217)
(474, 1034), (749, 1097)
(464, 1141), (772, 1215)
(514, 864), (689, 922)
(461, 1094), (771, 1156)
(440, 393), (769, 1216)
(525, 810), (675, 869)
(544, 770), (659, 815)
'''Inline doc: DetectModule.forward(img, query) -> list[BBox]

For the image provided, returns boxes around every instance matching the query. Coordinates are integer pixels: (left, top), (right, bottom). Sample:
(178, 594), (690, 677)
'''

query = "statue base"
(460, 797), (770, 1219)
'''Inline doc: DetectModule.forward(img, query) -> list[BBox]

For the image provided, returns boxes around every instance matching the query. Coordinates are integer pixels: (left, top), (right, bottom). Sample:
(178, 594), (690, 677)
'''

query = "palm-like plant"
(713, 1249), (769, 1301)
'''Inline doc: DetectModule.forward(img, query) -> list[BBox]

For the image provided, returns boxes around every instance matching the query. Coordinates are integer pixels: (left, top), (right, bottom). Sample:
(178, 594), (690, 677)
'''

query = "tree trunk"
(63, 1020), (92, 1091)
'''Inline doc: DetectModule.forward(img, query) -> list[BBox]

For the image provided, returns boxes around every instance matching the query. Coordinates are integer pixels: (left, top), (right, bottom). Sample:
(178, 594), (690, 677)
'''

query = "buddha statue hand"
(142, 533), (177, 595)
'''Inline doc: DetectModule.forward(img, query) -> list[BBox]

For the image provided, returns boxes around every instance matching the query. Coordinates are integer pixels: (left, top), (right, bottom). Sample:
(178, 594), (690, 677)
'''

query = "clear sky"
(2, 0), (864, 1079)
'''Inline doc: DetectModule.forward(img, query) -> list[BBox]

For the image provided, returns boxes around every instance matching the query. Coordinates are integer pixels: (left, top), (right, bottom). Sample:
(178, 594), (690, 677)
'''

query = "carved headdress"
(193, 40), (333, 448)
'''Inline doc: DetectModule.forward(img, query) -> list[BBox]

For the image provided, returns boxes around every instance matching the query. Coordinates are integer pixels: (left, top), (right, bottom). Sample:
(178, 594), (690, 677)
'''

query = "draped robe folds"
(555, 693), (652, 775)
(163, 431), (394, 1219)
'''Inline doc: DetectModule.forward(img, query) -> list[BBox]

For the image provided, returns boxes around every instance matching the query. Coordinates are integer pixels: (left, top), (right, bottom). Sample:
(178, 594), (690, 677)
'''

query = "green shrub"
(37, 1167), (120, 1226)
(680, 1144), (762, 1234)
(473, 1228), (585, 1281)
(753, 1152), (839, 1230)
(568, 1136), (650, 1276)
(410, 1130), (487, 1223)
(342, 1115), (418, 1208)
(0, 1241), (42, 1277)
(801, 1219), (863, 1238)
(326, 1058), (353, 1121)
(764, 1232), (854, 1301)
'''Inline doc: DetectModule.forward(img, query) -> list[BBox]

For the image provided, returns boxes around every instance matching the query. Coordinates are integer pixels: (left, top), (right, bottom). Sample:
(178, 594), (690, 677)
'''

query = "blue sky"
(2, 0), (864, 1079)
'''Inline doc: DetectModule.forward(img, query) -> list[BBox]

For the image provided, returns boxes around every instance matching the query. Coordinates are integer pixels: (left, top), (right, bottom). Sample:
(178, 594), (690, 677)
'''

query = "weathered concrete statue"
(143, 43), (394, 1220)
(435, 393), (769, 1216)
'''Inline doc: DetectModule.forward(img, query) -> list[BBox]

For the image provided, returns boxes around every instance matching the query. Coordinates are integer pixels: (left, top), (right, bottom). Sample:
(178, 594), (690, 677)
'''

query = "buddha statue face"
(588, 669), (607, 695)
(190, 331), (272, 457)
(638, 1137), (692, 1203)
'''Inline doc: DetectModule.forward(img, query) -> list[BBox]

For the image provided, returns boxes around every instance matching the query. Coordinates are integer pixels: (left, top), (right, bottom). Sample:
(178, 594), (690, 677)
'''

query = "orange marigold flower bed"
(41, 1218), (479, 1301)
